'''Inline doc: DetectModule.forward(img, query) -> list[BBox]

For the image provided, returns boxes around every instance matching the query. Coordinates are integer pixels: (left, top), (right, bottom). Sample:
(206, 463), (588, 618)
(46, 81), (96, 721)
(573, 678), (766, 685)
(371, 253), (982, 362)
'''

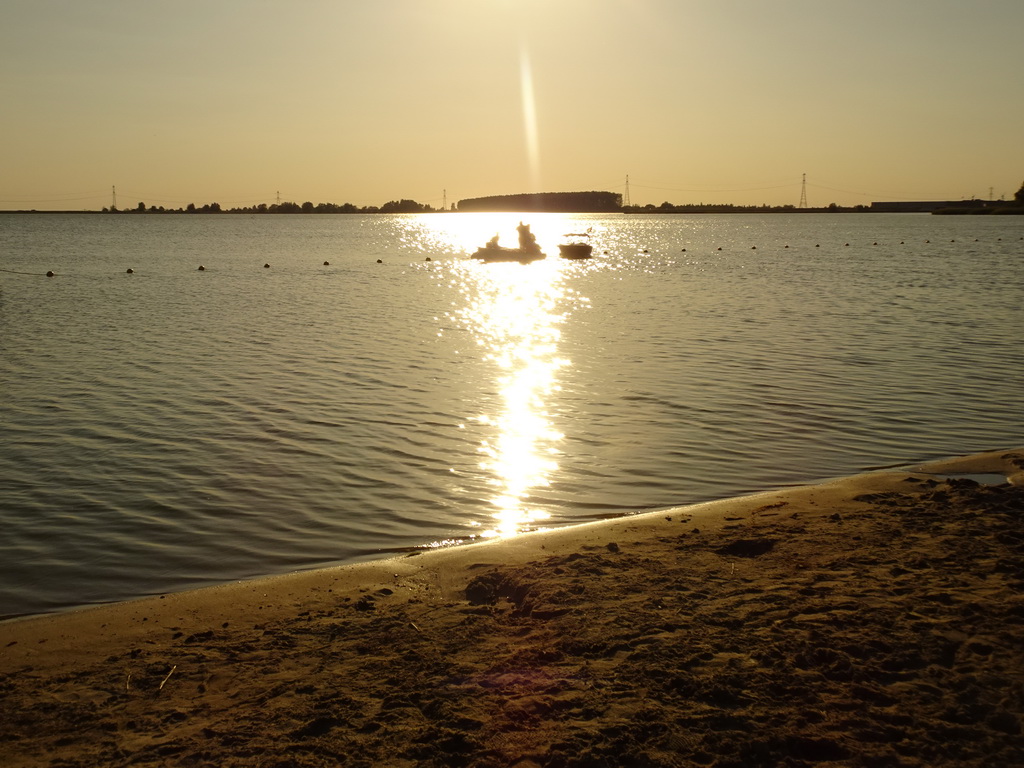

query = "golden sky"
(2, 0), (1022, 210)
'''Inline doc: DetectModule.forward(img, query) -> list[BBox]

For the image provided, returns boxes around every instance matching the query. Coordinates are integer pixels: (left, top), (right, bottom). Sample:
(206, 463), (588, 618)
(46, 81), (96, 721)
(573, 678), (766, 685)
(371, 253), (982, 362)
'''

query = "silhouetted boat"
(472, 222), (546, 263)
(558, 242), (593, 259)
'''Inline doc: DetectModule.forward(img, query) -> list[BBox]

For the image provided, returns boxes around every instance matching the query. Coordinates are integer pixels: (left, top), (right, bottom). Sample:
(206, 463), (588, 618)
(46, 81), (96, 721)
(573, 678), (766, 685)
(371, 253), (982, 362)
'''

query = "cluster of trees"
(104, 199), (440, 214)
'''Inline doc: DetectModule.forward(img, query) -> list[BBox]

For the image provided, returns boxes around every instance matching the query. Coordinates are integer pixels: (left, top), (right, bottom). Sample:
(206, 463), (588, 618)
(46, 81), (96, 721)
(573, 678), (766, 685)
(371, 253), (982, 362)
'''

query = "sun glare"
(519, 44), (542, 191)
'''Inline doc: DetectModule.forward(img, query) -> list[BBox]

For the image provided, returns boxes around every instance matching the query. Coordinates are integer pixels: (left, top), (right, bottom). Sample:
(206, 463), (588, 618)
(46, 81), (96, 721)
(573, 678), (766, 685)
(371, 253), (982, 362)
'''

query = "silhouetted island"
(457, 191), (622, 213)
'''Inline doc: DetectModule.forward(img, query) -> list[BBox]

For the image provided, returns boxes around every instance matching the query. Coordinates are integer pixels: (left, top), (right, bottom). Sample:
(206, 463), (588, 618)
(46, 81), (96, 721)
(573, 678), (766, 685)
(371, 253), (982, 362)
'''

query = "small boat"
(471, 222), (546, 263)
(558, 242), (593, 259)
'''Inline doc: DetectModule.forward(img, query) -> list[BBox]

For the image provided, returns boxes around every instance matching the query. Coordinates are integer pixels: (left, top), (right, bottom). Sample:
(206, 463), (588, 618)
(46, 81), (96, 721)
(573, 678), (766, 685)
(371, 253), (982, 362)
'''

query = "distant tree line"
(624, 202), (870, 214)
(104, 199), (440, 214)
(72, 179), (1024, 215)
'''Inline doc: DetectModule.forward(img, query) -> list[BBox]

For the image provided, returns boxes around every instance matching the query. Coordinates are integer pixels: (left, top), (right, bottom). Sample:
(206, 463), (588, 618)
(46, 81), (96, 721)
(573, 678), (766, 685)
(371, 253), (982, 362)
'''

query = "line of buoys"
(40, 261), (392, 275)
(655, 234), (1015, 256)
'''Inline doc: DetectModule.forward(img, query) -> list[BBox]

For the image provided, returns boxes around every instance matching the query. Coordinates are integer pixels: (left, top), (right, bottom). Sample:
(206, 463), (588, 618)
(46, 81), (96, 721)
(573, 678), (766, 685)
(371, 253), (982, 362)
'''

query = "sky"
(2, 0), (1022, 210)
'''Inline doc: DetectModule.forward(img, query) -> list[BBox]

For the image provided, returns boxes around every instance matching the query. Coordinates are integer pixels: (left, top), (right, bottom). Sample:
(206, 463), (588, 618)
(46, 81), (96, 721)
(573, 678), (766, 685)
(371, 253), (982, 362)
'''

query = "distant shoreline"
(2, 206), (1021, 216)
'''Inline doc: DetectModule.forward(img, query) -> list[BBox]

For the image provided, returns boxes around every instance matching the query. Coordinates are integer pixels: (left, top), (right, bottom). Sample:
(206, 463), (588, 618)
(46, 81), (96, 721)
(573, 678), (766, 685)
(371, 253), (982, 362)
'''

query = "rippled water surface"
(2, 212), (1022, 617)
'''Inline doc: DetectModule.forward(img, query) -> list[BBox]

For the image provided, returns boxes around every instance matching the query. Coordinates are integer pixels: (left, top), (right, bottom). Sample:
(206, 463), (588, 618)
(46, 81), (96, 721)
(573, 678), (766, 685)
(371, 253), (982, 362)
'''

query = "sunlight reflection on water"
(411, 214), (595, 537)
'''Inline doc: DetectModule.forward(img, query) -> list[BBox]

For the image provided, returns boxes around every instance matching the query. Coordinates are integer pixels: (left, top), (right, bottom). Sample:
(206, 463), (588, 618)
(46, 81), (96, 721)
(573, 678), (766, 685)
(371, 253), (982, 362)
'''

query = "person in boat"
(487, 234), (500, 248)
(516, 221), (540, 253)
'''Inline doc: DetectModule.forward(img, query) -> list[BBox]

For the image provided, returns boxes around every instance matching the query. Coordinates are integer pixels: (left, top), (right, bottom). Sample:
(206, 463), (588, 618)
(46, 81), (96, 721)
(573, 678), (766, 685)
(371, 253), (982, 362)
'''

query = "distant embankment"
(457, 191), (622, 213)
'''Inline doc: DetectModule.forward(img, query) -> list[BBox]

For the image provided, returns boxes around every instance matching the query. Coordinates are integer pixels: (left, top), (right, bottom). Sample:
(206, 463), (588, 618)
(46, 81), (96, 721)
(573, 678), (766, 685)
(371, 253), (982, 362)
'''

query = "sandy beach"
(1, 448), (1022, 767)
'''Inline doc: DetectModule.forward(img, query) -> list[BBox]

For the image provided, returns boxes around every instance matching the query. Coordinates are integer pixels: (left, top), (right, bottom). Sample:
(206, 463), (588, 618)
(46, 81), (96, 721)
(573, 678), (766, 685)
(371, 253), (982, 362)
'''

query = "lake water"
(1, 212), (1022, 618)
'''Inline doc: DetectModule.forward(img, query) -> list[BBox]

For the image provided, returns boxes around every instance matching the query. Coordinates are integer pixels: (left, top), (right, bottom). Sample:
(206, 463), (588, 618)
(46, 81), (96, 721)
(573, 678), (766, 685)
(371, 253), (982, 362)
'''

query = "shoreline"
(2, 447), (1022, 766)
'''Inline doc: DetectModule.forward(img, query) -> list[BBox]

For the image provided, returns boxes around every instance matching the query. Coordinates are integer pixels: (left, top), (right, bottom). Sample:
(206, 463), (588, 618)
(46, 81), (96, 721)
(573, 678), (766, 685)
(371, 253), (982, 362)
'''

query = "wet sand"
(2, 448), (1023, 767)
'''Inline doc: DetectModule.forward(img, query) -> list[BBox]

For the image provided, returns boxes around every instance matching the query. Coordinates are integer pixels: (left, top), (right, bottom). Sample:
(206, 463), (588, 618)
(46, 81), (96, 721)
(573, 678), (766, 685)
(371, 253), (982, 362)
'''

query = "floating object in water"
(425, 257), (432, 262)
(323, 261), (330, 266)
(844, 243), (849, 247)
(126, 268), (134, 274)
(681, 248), (686, 252)
(815, 244), (820, 248)
(377, 259), (383, 264)
(46, 271), (55, 277)
(717, 247), (722, 251)
(751, 246), (757, 250)
(264, 263), (270, 268)
(784, 245), (789, 248)
(198, 265), (205, 271)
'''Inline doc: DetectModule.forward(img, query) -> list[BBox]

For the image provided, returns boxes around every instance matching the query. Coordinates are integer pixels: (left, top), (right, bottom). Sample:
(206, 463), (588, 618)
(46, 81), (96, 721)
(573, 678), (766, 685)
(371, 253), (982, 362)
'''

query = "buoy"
(925, 240), (929, 243)
(126, 268), (134, 274)
(873, 242), (878, 246)
(46, 271), (55, 277)
(681, 248), (686, 252)
(751, 246), (756, 250)
(198, 265), (205, 271)
(323, 261), (330, 266)
(844, 243), (849, 247)
(784, 245), (789, 248)
(642, 249), (649, 253)
(264, 263), (270, 268)
(815, 244), (820, 248)
(425, 257), (432, 262)
(376, 259), (383, 264)
(717, 247), (722, 251)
